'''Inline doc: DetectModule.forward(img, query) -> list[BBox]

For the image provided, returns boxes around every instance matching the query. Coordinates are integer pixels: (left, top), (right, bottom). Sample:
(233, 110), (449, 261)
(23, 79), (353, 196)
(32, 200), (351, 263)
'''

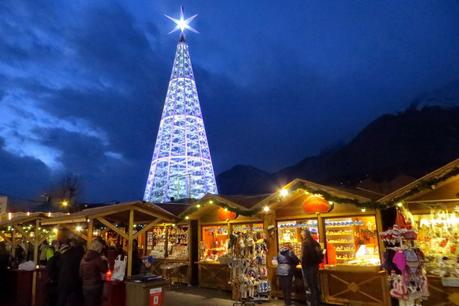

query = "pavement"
(164, 287), (310, 306)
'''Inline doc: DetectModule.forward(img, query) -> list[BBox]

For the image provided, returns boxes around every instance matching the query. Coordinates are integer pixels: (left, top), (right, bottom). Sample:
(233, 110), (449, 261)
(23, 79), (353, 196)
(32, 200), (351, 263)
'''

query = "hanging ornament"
(303, 194), (333, 213)
(217, 208), (237, 221)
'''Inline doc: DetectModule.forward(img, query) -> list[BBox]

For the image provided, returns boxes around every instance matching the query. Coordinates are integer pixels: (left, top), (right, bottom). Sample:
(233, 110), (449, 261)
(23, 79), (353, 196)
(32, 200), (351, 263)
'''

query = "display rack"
(228, 229), (270, 306)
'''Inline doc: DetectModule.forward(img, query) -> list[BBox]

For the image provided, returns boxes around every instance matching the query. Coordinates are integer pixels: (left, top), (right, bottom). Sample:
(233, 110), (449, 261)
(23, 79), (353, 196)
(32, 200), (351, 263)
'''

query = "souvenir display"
(228, 228), (270, 304)
(168, 225), (189, 259)
(325, 216), (380, 266)
(147, 227), (167, 258)
(411, 210), (459, 282)
(381, 224), (429, 306)
(201, 225), (229, 262)
(277, 219), (319, 256)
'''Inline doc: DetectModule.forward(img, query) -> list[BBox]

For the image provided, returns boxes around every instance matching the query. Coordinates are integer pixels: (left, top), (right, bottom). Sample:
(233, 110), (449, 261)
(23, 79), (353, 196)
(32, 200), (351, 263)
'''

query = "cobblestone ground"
(164, 287), (308, 306)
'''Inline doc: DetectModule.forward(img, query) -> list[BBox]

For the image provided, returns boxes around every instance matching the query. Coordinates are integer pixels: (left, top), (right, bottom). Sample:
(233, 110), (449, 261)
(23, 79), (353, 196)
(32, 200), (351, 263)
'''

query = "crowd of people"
(0, 235), (143, 306)
(276, 228), (324, 306)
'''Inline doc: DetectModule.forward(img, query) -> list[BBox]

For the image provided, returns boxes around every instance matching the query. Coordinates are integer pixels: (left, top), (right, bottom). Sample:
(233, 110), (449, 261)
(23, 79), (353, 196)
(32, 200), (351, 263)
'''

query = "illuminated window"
(325, 216), (380, 266)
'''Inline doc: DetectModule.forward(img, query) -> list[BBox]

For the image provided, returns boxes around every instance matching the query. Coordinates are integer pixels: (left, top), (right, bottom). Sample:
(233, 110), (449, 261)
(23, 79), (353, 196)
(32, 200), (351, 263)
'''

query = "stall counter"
(198, 261), (231, 291)
(320, 266), (390, 306)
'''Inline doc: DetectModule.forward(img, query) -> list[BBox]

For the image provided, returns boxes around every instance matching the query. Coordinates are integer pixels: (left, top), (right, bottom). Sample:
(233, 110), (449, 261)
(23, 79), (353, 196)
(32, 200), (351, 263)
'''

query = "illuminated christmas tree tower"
(144, 7), (218, 203)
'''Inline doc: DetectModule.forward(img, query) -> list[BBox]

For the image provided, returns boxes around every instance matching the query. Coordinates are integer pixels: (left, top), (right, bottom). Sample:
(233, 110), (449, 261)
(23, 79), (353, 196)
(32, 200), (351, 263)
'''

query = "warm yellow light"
(196, 204), (201, 208)
(62, 200), (69, 207)
(172, 224), (176, 227)
(8, 213), (12, 220)
(224, 207), (228, 212)
(280, 189), (289, 197)
(328, 201), (334, 205)
(209, 200), (214, 204)
(185, 216), (189, 220)
(26, 212), (30, 216)
(47, 212), (52, 217)
(361, 208), (366, 212)
(263, 206), (270, 212)
(52, 228), (58, 233)
(396, 202), (403, 207)
(76, 226), (82, 232)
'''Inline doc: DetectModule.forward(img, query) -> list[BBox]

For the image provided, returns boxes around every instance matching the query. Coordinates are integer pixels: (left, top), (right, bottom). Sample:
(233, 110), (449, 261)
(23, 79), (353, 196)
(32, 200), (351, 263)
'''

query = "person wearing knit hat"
(88, 240), (104, 254)
(79, 239), (108, 306)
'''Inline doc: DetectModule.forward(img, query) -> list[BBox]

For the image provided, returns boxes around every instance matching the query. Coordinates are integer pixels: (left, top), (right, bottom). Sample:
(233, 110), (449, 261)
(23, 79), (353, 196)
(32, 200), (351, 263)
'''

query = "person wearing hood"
(277, 242), (300, 306)
(79, 239), (108, 306)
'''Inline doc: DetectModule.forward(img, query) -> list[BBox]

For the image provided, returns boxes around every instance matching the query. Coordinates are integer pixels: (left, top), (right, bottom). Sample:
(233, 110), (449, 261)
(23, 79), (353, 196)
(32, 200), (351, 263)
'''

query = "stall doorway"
(190, 220), (199, 285)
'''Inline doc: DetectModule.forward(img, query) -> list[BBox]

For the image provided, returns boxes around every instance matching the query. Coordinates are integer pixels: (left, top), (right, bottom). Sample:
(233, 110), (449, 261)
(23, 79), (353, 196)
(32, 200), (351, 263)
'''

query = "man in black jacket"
(301, 229), (323, 306)
(57, 240), (84, 306)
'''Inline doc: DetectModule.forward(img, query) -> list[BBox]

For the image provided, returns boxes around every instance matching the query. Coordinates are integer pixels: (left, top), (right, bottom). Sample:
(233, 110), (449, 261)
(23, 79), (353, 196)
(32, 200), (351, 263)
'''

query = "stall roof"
(378, 158), (459, 204)
(217, 194), (271, 209)
(0, 213), (48, 228)
(252, 178), (373, 211)
(41, 201), (178, 225)
(155, 203), (191, 216)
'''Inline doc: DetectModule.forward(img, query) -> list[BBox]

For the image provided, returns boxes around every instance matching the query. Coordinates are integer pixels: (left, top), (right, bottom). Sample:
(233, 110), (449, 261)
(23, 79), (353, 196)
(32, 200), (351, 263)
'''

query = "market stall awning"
(252, 178), (374, 211)
(378, 158), (459, 205)
(0, 212), (48, 228)
(41, 201), (178, 225)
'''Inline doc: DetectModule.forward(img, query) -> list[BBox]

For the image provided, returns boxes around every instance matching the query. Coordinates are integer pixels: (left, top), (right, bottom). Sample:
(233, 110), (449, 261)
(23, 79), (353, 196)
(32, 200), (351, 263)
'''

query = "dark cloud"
(0, 137), (51, 198)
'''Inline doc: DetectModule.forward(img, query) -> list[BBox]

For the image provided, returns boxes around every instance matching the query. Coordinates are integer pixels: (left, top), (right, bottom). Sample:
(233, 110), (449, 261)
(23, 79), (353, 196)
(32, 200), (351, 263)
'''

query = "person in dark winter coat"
(301, 229), (323, 306)
(0, 242), (11, 297)
(46, 241), (61, 306)
(80, 240), (108, 306)
(57, 240), (85, 306)
(277, 242), (300, 306)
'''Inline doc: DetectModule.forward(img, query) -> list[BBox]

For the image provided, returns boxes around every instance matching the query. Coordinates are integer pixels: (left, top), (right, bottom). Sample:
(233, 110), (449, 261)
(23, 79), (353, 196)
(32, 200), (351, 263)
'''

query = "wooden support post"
(11, 229), (16, 258)
(127, 208), (134, 278)
(317, 213), (325, 246)
(376, 208), (385, 261)
(87, 219), (94, 248)
(263, 209), (277, 295)
(33, 220), (39, 264)
(164, 226), (169, 257)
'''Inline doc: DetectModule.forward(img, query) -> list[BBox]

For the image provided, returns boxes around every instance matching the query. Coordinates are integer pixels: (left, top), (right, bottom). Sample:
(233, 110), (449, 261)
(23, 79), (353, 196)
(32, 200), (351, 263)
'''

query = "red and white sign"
(149, 287), (163, 306)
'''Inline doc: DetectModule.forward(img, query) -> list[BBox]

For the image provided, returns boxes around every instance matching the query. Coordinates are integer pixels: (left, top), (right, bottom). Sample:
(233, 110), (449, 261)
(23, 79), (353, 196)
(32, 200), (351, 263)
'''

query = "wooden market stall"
(379, 159), (459, 306)
(141, 203), (192, 285)
(251, 179), (390, 306)
(40, 201), (178, 278)
(0, 213), (54, 306)
(181, 194), (269, 292)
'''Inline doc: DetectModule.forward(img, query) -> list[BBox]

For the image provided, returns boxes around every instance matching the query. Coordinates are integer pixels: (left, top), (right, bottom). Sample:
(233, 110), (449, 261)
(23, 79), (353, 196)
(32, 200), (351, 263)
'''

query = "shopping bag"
(112, 255), (127, 281)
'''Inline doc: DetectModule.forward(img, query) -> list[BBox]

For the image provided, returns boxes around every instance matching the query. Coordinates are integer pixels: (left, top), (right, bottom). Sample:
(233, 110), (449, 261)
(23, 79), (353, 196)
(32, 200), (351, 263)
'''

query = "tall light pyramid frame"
(144, 7), (218, 203)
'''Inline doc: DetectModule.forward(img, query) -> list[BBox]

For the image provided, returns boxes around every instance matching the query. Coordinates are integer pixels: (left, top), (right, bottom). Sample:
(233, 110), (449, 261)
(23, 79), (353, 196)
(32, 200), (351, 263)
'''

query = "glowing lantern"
(105, 269), (112, 281)
(303, 195), (332, 214)
(217, 208), (237, 221)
